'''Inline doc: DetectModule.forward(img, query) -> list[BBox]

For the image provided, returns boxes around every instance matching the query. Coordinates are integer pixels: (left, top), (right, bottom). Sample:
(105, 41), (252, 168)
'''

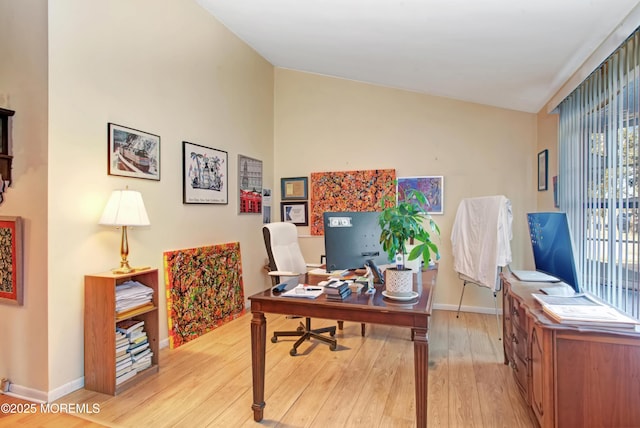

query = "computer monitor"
(527, 212), (581, 293)
(323, 211), (390, 272)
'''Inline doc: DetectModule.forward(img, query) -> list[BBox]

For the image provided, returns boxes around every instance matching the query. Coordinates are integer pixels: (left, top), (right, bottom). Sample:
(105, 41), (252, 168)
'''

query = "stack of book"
(532, 293), (640, 330)
(116, 319), (154, 382)
(323, 280), (352, 301)
(115, 330), (134, 385)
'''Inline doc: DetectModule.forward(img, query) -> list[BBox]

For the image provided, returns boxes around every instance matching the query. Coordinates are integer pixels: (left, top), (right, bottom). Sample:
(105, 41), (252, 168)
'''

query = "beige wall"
(0, 0), (49, 396)
(537, 111), (559, 211)
(44, 0), (273, 398)
(274, 69), (539, 311)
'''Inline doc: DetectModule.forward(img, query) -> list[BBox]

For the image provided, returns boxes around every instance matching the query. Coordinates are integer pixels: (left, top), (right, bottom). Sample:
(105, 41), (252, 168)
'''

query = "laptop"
(511, 270), (560, 283)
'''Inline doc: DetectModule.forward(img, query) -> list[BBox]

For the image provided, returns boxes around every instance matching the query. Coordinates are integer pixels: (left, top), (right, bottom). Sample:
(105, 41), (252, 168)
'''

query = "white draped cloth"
(451, 195), (513, 291)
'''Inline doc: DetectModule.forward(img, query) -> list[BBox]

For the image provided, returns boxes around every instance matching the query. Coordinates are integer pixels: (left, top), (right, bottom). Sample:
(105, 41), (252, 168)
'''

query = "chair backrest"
(263, 222), (307, 286)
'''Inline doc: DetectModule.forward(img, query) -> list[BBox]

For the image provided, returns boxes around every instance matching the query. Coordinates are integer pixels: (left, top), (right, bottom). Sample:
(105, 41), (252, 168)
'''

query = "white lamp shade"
(99, 189), (150, 226)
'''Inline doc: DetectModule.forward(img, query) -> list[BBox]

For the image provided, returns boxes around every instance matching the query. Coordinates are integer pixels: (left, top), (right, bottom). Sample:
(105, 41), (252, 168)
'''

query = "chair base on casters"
(271, 317), (337, 355)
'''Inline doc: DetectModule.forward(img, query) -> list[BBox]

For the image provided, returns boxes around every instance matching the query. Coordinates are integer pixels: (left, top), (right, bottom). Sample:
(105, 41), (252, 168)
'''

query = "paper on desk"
(308, 268), (346, 276)
(281, 284), (324, 299)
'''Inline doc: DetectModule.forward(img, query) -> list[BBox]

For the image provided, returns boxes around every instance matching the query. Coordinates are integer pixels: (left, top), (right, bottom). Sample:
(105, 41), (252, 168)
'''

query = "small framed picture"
(397, 176), (444, 215)
(281, 201), (308, 226)
(183, 141), (228, 204)
(0, 216), (23, 306)
(538, 149), (548, 191)
(238, 155), (263, 214)
(108, 123), (160, 181)
(281, 177), (308, 200)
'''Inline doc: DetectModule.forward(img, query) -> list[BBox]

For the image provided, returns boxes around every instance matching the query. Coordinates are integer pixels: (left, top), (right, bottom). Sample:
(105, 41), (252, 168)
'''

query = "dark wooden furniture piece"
(502, 273), (640, 427)
(249, 267), (437, 427)
(84, 268), (159, 395)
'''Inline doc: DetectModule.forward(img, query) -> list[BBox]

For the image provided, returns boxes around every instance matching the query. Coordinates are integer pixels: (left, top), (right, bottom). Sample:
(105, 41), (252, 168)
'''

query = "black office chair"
(262, 222), (337, 355)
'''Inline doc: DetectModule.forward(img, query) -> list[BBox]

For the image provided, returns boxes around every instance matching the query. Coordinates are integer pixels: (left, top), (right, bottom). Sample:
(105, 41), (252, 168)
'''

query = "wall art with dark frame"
(280, 176), (308, 200)
(0, 216), (22, 305)
(182, 141), (228, 204)
(107, 123), (160, 181)
(538, 149), (548, 191)
(281, 201), (308, 226)
(238, 154), (263, 214)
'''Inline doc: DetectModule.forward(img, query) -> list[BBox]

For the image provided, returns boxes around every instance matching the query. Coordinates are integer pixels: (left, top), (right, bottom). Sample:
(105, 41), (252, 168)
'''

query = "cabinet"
(84, 268), (159, 395)
(502, 274), (640, 427)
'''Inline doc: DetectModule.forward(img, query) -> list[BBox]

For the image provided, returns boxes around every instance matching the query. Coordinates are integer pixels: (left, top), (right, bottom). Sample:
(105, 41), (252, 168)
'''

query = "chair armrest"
(267, 270), (302, 277)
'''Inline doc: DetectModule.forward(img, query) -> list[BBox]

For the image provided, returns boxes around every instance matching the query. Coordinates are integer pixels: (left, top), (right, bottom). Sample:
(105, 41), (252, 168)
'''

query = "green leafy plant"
(378, 188), (440, 268)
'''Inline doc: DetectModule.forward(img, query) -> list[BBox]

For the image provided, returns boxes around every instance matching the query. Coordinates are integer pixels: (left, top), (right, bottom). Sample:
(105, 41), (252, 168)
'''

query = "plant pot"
(384, 267), (414, 297)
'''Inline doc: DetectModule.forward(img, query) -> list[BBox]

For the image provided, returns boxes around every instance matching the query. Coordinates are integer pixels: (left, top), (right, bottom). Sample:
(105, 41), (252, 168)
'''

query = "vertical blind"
(558, 28), (640, 318)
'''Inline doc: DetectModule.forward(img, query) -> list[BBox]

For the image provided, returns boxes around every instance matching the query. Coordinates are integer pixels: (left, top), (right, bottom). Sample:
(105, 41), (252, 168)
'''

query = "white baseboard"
(47, 377), (84, 402)
(4, 383), (48, 403)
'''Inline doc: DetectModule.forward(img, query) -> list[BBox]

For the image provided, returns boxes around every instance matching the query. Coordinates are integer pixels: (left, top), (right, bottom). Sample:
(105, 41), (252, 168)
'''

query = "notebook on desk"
(511, 270), (560, 283)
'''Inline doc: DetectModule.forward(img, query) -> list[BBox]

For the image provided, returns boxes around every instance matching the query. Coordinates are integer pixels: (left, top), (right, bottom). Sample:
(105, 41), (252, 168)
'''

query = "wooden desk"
(249, 267), (437, 427)
(503, 273), (640, 427)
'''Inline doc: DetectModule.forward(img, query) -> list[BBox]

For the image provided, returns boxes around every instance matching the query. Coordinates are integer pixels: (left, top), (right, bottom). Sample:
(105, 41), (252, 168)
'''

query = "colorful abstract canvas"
(310, 169), (396, 235)
(163, 242), (245, 349)
(397, 176), (444, 214)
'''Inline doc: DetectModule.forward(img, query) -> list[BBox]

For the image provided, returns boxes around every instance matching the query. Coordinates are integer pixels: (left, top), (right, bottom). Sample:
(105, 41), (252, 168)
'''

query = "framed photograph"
(0, 216), (22, 306)
(183, 141), (228, 204)
(238, 155), (263, 214)
(397, 176), (444, 215)
(538, 149), (548, 191)
(108, 123), (160, 181)
(281, 201), (308, 226)
(281, 176), (308, 200)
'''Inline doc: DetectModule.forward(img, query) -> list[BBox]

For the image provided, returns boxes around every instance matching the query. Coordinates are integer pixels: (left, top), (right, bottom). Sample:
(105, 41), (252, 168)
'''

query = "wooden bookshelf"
(84, 268), (159, 395)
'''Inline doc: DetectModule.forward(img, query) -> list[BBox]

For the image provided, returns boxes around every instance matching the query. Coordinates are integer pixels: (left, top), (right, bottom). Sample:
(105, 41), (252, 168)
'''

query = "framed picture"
(238, 155), (263, 214)
(183, 141), (228, 204)
(0, 216), (22, 306)
(538, 149), (548, 191)
(108, 123), (160, 181)
(281, 176), (308, 200)
(397, 176), (444, 215)
(281, 201), (308, 226)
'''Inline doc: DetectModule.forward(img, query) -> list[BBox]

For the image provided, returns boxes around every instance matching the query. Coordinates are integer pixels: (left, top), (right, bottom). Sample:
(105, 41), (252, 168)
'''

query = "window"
(558, 29), (640, 317)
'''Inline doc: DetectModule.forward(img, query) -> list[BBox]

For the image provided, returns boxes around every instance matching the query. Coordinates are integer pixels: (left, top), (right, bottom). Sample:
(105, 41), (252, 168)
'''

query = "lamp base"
(111, 265), (151, 274)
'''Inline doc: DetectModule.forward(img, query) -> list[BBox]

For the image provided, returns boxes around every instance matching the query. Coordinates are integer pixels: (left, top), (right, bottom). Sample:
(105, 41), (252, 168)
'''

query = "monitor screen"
(527, 212), (581, 292)
(323, 211), (390, 272)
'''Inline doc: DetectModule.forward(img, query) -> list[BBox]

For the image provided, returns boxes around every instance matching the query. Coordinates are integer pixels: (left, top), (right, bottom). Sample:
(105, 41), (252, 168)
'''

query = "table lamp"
(99, 188), (150, 274)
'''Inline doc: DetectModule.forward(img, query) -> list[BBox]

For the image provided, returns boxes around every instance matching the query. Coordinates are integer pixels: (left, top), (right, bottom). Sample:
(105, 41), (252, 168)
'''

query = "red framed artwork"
(0, 216), (22, 305)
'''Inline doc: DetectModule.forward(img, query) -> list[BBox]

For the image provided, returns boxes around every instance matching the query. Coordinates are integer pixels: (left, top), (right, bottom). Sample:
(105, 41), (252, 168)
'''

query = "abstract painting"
(163, 242), (245, 348)
(310, 169), (395, 235)
(397, 176), (444, 214)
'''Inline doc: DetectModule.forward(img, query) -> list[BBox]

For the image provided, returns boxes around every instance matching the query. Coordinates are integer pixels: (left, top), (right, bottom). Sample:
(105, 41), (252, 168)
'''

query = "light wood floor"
(0, 310), (536, 427)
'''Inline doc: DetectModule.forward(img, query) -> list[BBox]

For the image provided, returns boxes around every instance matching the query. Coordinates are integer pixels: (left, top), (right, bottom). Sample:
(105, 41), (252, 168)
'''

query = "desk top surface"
(249, 267), (437, 319)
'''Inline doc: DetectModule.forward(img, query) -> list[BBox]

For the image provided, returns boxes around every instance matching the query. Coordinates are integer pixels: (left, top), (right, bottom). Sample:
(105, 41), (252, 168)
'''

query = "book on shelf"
(116, 342), (130, 354)
(115, 368), (137, 385)
(130, 334), (148, 345)
(116, 358), (132, 371)
(116, 364), (133, 378)
(131, 348), (152, 362)
(532, 293), (640, 328)
(116, 319), (145, 335)
(132, 357), (152, 372)
(116, 352), (131, 364)
(129, 341), (149, 354)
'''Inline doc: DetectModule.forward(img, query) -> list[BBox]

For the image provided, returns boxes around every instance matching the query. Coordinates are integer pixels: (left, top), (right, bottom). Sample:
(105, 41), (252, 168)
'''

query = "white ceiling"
(197, 0), (640, 113)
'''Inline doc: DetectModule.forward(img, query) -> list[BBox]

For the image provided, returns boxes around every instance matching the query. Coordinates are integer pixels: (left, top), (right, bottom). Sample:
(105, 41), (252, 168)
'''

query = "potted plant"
(378, 188), (440, 297)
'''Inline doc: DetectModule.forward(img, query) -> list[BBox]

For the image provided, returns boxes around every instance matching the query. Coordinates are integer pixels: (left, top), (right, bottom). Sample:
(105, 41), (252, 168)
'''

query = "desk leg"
(413, 328), (429, 428)
(251, 311), (266, 422)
